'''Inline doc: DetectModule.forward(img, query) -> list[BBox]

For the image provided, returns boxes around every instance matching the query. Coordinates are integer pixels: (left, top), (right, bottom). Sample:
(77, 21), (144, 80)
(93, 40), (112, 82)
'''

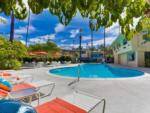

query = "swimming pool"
(49, 64), (144, 78)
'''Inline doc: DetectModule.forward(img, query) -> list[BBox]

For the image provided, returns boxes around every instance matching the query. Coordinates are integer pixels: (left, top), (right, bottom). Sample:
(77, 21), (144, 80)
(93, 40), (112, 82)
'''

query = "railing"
(68, 64), (80, 86)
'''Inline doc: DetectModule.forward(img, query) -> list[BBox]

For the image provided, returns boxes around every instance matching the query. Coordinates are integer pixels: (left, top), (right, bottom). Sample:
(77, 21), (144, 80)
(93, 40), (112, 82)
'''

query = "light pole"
(26, 9), (31, 46)
(103, 27), (106, 63)
(79, 28), (83, 63)
(68, 29), (83, 86)
(77, 28), (83, 82)
(91, 30), (93, 59)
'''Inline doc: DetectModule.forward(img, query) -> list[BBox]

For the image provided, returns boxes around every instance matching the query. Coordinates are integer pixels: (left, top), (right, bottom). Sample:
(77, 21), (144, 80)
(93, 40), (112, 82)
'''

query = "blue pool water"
(49, 64), (144, 78)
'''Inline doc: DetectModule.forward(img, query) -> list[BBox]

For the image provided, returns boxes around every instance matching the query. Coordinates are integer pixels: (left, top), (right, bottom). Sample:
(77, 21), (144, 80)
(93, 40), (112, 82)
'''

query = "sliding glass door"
(145, 52), (150, 67)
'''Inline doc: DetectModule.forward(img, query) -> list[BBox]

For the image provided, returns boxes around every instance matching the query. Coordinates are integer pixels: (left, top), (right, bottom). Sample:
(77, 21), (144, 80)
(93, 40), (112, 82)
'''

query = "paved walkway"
(11, 65), (150, 113)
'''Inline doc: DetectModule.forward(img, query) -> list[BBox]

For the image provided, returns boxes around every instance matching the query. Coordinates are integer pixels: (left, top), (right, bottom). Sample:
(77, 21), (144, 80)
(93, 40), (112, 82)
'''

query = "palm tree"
(0, 0), (27, 42)
(89, 20), (97, 59)
(1, 0), (149, 42)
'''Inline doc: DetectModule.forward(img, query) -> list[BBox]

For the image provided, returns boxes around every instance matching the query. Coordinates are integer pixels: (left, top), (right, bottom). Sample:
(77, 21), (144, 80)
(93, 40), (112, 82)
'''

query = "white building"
(112, 34), (150, 67)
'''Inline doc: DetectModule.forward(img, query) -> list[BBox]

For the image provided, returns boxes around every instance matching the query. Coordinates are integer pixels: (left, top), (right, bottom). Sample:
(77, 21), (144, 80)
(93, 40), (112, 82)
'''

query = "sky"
(0, 9), (120, 50)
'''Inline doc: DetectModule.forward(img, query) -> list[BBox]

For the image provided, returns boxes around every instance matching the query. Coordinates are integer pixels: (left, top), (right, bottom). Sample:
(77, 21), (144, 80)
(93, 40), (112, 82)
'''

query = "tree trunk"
(10, 11), (15, 42)
(26, 9), (31, 46)
(79, 34), (82, 63)
(91, 30), (93, 59)
(103, 27), (106, 63)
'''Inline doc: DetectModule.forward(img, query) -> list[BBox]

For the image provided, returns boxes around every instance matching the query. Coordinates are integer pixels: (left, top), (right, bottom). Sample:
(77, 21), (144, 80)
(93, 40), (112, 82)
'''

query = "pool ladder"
(68, 64), (80, 86)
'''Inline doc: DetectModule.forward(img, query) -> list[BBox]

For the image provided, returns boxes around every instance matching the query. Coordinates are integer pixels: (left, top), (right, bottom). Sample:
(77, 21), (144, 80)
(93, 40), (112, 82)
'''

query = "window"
(145, 52), (150, 67)
(123, 39), (127, 45)
(128, 52), (135, 61)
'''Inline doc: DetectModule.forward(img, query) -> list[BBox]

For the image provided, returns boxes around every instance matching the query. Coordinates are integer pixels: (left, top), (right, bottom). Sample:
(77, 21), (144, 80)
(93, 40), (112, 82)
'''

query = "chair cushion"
(12, 83), (34, 92)
(0, 78), (12, 92)
(0, 72), (11, 76)
(35, 98), (87, 113)
(0, 89), (8, 97)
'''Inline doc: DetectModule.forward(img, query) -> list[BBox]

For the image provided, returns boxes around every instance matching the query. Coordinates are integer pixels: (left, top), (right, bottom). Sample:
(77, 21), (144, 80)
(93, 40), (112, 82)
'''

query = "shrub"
(0, 59), (22, 70)
(0, 36), (27, 69)
(23, 56), (52, 63)
(58, 56), (72, 62)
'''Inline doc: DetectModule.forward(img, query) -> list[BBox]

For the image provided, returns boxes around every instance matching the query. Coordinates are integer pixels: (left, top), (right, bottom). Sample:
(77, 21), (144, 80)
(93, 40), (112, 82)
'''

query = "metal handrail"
(77, 63), (80, 81)
(68, 63), (80, 86)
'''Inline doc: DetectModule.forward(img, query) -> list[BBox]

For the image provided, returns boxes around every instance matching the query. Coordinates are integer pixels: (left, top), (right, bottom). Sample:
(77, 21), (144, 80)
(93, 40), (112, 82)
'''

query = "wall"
(137, 51), (145, 67)
(127, 52), (138, 67)
(119, 53), (128, 65)
(114, 52), (119, 64)
(132, 33), (150, 51)
(112, 33), (150, 67)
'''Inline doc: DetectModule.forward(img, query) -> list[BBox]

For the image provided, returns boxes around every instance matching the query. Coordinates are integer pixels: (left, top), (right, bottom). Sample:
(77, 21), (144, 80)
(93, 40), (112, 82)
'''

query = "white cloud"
(15, 25), (36, 34)
(82, 35), (91, 41)
(14, 34), (23, 39)
(5, 34), (23, 39)
(60, 39), (67, 43)
(29, 38), (44, 44)
(55, 23), (65, 33)
(23, 0), (29, 9)
(20, 40), (26, 45)
(93, 37), (117, 46)
(106, 22), (120, 36)
(29, 34), (56, 44)
(59, 35), (117, 49)
(40, 34), (56, 40)
(59, 43), (88, 49)
(0, 16), (8, 24)
(70, 29), (80, 38)
(59, 43), (79, 50)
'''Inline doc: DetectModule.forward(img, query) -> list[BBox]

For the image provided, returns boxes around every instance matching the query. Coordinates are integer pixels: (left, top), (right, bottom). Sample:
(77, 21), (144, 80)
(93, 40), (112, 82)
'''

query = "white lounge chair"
(0, 80), (55, 103)
(36, 90), (106, 113)
(36, 62), (44, 68)
(63, 90), (106, 113)
(2, 73), (33, 84)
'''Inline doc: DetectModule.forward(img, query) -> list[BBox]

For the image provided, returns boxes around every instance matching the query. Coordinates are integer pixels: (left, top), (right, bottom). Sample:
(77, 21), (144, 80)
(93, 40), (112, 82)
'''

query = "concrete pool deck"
(9, 64), (150, 113)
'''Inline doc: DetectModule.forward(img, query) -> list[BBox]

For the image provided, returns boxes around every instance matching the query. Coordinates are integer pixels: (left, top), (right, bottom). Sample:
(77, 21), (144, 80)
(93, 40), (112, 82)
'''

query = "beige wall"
(114, 52), (119, 64)
(137, 51), (145, 67)
(113, 33), (150, 67)
(127, 52), (138, 67)
(120, 53), (128, 65)
(132, 33), (150, 51)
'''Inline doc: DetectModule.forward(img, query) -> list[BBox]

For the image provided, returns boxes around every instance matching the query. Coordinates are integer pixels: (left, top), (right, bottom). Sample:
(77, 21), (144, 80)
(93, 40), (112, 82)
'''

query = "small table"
(9, 88), (40, 105)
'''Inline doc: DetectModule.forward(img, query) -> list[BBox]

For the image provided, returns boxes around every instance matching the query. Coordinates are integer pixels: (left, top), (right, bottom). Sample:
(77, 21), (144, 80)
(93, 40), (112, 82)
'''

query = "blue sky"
(0, 9), (120, 49)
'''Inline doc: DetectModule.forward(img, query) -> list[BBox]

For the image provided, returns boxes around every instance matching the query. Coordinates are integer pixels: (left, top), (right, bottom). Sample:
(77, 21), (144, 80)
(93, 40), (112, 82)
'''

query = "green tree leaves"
(0, 0), (150, 40)
(0, 36), (27, 69)
(28, 40), (60, 53)
(0, 0), (27, 19)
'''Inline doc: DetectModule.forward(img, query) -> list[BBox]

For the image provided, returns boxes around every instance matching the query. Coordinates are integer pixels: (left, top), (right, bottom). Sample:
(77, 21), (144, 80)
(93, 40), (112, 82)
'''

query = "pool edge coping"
(47, 64), (150, 80)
